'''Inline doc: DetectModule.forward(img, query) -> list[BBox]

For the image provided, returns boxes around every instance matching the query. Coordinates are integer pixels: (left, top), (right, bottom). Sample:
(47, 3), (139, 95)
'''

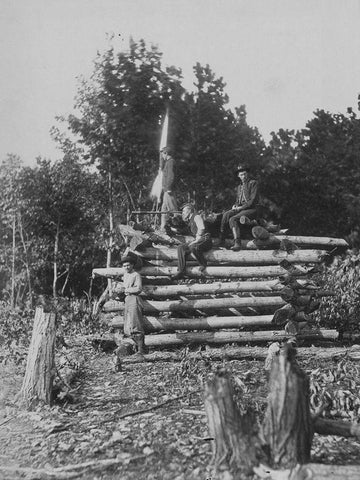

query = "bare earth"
(1, 341), (360, 480)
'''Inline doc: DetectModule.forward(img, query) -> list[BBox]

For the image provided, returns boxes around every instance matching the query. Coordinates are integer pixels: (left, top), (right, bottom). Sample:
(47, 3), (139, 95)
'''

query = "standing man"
(172, 204), (212, 280)
(121, 255), (147, 355)
(219, 164), (259, 251)
(159, 146), (178, 231)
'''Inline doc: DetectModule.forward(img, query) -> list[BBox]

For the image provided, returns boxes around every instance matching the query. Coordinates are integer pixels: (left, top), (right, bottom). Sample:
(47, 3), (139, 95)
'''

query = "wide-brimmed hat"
(120, 255), (136, 266)
(236, 164), (250, 173)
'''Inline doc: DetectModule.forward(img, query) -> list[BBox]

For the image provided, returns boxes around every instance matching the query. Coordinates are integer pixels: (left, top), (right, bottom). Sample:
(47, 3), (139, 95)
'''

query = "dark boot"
(133, 333), (148, 355)
(172, 272), (184, 281)
(230, 226), (242, 251)
(218, 232), (226, 247)
(231, 239), (242, 251)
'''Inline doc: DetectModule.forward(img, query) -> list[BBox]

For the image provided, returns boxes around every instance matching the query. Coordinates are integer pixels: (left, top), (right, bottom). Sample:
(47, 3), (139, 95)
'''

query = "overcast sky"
(1, 0), (360, 165)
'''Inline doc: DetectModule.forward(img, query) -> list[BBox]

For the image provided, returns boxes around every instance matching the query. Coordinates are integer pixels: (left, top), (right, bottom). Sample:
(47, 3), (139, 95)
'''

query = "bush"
(0, 302), (34, 364)
(316, 251), (360, 334)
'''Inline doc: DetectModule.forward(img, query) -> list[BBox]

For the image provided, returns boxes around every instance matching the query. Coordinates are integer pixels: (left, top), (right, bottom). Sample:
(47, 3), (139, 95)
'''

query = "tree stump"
(204, 370), (260, 479)
(262, 343), (313, 468)
(18, 306), (56, 409)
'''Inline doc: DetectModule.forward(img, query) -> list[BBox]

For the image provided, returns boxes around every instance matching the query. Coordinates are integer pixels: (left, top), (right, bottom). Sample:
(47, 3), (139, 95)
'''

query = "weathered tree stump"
(262, 343), (313, 468)
(18, 306), (56, 409)
(204, 370), (260, 479)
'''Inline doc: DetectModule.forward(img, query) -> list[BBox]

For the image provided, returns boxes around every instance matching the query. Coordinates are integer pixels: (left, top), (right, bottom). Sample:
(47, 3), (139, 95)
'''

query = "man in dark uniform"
(159, 146), (178, 231)
(219, 164), (259, 251)
(172, 203), (212, 280)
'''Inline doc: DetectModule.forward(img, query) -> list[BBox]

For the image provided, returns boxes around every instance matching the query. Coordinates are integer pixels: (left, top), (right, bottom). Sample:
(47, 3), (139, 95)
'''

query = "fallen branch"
(313, 416), (360, 439)
(254, 462), (360, 480)
(0, 455), (145, 480)
(116, 389), (201, 420)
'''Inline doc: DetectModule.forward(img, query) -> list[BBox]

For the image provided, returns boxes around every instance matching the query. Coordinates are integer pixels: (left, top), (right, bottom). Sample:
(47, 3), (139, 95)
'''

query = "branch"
(0, 455), (145, 480)
(115, 389), (201, 420)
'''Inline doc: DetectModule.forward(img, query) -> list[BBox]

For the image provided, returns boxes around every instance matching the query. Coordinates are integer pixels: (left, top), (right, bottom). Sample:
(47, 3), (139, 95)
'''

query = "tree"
(15, 157), (107, 299)
(0, 155), (28, 307)
(64, 39), (185, 212)
(176, 64), (265, 211)
(260, 109), (360, 241)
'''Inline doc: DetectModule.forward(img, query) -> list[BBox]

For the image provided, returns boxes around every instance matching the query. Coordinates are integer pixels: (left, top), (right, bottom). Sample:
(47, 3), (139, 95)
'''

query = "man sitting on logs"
(119, 255), (147, 355)
(172, 203), (213, 280)
(219, 164), (259, 251)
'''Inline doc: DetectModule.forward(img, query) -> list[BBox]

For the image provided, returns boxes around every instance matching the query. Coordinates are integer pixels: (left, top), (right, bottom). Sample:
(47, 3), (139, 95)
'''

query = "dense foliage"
(317, 251), (360, 335)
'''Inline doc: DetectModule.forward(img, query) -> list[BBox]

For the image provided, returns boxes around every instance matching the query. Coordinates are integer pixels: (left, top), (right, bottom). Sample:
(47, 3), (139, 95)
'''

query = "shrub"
(316, 251), (360, 334)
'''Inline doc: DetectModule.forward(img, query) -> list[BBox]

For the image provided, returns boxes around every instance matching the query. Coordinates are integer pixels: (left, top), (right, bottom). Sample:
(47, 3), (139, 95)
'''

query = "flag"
(159, 109), (169, 151)
(150, 109), (169, 201)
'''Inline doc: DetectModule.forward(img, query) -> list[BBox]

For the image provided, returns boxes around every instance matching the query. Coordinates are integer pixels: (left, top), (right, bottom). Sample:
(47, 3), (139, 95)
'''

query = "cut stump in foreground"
(204, 370), (261, 479)
(204, 344), (316, 478)
(262, 343), (313, 468)
(18, 306), (56, 409)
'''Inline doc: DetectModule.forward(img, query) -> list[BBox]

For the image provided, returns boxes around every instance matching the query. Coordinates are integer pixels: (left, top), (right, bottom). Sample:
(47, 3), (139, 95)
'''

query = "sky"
(1, 0), (360, 165)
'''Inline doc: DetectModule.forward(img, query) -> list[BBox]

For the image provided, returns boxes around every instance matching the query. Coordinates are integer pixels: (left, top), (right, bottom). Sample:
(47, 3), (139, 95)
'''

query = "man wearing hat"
(159, 146), (178, 231)
(219, 164), (259, 251)
(172, 203), (212, 280)
(119, 255), (147, 355)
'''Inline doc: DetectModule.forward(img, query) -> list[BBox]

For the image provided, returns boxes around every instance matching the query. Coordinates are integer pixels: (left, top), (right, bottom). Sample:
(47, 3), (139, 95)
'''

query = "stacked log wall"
(94, 233), (347, 348)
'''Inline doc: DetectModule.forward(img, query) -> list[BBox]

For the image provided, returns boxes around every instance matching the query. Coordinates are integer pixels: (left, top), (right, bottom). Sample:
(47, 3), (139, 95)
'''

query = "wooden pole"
(18, 306), (56, 409)
(136, 246), (327, 265)
(262, 344), (313, 468)
(93, 265), (293, 279)
(111, 279), (332, 298)
(102, 295), (286, 313)
(103, 314), (275, 331)
(141, 329), (338, 347)
(114, 345), (349, 364)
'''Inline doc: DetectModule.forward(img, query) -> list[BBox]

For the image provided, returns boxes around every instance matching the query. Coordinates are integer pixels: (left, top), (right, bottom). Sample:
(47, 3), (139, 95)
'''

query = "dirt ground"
(1, 341), (360, 480)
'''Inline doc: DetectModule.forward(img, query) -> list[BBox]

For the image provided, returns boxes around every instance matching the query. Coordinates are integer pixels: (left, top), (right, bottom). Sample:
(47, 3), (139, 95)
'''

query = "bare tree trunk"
(17, 212), (33, 306)
(11, 213), (16, 309)
(18, 307), (56, 409)
(53, 220), (60, 299)
(61, 268), (70, 296)
(107, 167), (113, 296)
(204, 371), (260, 479)
(262, 343), (313, 468)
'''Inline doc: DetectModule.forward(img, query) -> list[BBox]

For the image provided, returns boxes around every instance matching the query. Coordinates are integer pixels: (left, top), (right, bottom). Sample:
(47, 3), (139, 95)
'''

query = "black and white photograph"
(1, 1), (360, 479)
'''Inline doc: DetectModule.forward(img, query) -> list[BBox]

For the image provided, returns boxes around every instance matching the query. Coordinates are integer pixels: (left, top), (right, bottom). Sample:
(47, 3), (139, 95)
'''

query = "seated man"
(172, 203), (212, 280)
(219, 164), (259, 251)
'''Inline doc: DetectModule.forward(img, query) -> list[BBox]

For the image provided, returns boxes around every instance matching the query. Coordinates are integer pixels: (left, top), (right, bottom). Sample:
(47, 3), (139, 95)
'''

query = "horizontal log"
(255, 464), (360, 480)
(137, 246), (327, 265)
(103, 314), (275, 331)
(94, 265), (296, 279)
(115, 346), (349, 363)
(170, 234), (347, 249)
(143, 329), (338, 347)
(247, 235), (348, 249)
(109, 279), (331, 299)
(112, 279), (329, 298)
(143, 279), (283, 296)
(314, 417), (360, 439)
(102, 296), (286, 313)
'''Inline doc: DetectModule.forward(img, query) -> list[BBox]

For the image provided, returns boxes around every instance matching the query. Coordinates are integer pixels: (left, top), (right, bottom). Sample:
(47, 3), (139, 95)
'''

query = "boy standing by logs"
(172, 204), (212, 280)
(219, 164), (259, 251)
(120, 255), (147, 355)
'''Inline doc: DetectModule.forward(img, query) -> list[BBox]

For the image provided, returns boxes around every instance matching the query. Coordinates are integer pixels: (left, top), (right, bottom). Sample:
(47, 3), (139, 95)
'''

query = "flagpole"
(154, 109), (169, 225)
